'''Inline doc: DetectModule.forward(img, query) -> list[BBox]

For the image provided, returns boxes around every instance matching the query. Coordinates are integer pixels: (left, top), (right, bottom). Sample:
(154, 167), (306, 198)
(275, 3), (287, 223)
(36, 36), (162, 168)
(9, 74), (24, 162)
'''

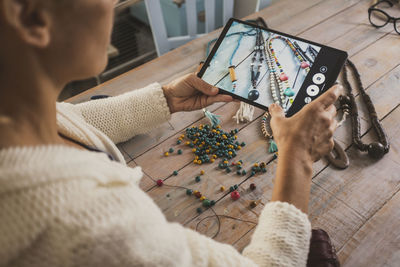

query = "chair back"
(144, 0), (235, 56)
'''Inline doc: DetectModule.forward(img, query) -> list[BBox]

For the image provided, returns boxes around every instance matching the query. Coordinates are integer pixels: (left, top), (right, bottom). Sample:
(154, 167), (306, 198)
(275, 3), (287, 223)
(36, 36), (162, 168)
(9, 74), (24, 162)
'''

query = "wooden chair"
(144, 0), (235, 56)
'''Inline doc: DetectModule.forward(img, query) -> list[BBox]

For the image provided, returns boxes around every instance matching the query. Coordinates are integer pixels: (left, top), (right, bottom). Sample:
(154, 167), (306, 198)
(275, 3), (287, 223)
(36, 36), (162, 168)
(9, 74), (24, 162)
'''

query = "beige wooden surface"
(67, 0), (400, 266)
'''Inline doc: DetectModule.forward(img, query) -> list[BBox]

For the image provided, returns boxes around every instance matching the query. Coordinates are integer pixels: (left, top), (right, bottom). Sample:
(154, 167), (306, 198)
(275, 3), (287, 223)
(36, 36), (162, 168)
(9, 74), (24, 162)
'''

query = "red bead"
(301, 62), (310, 69)
(279, 73), (288, 81)
(195, 191), (202, 198)
(156, 179), (163, 186)
(231, 190), (240, 200)
(250, 183), (256, 190)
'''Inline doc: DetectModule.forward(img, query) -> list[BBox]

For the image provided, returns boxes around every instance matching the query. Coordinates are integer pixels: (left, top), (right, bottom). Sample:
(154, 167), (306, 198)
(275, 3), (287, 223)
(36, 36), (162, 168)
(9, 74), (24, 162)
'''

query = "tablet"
(197, 18), (348, 117)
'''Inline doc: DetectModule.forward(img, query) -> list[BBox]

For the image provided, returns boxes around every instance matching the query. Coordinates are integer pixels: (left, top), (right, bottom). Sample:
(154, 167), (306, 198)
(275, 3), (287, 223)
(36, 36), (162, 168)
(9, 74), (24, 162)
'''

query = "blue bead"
(177, 140), (182, 145)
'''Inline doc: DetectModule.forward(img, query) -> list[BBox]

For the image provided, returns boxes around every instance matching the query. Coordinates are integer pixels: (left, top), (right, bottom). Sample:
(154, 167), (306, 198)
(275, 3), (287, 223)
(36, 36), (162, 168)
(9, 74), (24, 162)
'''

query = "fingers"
(325, 104), (337, 120)
(269, 103), (285, 119)
(315, 84), (343, 110)
(187, 73), (219, 96)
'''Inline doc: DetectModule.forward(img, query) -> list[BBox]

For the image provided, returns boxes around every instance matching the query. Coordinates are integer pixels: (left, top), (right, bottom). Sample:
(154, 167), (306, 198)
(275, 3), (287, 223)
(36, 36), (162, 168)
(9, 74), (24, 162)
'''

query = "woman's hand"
(269, 84), (343, 163)
(269, 84), (343, 213)
(162, 73), (233, 113)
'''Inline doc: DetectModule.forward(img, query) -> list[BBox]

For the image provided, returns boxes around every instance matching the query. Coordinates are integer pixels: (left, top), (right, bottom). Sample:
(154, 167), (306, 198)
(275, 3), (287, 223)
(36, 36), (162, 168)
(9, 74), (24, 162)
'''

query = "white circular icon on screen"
(306, 85), (320, 97)
(304, 97), (312, 104)
(312, 73), (325, 85)
(320, 66), (328, 73)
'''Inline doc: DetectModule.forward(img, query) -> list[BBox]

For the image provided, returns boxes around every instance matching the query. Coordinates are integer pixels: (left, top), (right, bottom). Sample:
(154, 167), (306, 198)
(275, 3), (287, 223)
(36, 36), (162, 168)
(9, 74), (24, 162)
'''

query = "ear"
(2, 0), (51, 48)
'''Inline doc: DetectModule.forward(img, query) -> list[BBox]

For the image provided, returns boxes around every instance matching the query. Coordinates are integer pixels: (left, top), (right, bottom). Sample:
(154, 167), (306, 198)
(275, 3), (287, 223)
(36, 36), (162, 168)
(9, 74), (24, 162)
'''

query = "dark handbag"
(307, 229), (340, 267)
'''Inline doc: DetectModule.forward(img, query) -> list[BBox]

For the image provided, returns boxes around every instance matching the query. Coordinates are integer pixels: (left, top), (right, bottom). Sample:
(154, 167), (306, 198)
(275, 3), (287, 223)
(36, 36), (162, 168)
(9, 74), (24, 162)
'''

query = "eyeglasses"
(368, 0), (400, 34)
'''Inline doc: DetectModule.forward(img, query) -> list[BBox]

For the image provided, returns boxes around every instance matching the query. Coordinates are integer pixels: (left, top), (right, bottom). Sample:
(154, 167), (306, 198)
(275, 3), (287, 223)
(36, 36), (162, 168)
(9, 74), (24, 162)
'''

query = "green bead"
(210, 200), (216, 206)
(202, 199), (211, 207)
(169, 148), (174, 153)
(177, 149), (182, 155)
(234, 184), (238, 190)
(229, 186), (235, 192)
(226, 167), (231, 173)
(250, 171), (256, 176)
(236, 170), (241, 175)
(242, 170), (247, 176)
(195, 176), (201, 182)
(186, 189), (193, 195)
(196, 207), (203, 213)
(241, 142), (246, 147)
(177, 140), (182, 145)
(173, 170), (178, 176)
(261, 168), (267, 173)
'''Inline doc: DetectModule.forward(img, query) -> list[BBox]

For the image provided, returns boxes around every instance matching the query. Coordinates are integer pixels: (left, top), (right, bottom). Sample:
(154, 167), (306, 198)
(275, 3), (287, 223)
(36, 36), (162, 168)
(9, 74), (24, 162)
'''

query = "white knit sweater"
(0, 83), (311, 267)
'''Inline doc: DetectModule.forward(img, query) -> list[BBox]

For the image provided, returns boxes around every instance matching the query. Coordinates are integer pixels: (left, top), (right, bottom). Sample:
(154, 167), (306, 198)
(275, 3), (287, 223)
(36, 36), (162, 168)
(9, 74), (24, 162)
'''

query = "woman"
(0, 0), (341, 266)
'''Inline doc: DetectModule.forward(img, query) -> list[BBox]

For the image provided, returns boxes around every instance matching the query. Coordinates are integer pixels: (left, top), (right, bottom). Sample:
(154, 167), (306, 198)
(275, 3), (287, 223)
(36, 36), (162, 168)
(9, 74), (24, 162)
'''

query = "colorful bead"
(234, 184), (238, 190)
(250, 183), (256, 190)
(169, 148), (174, 153)
(195, 176), (201, 182)
(186, 189), (193, 195)
(250, 201), (258, 208)
(177, 140), (182, 145)
(229, 186), (235, 192)
(194, 191), (202, 198)
(231, 191), (240, 200)
(177, 149), (182, 155)
(210, 200), (216, 206)
(279, 73), (289, 81)
(164, 152), (169, 157)
(242, 170), (247, 176)
(200, 170), (205, 175)
(226, 167), (231, 173)
(156, 179), (163, 186)
(301, 62), (310, 69)
(202, 199), (211, 207)
(236, 170), (241, 175)
(200, 196), (206, 201)
(197, 207), (203, 213)
(172, 170), (178, 176)
(220, 186), (225, 192)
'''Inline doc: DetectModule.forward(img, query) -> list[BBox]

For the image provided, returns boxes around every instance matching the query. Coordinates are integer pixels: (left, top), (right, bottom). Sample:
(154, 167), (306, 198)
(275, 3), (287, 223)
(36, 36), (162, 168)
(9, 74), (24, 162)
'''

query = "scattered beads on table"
(231, 191), (240, 200)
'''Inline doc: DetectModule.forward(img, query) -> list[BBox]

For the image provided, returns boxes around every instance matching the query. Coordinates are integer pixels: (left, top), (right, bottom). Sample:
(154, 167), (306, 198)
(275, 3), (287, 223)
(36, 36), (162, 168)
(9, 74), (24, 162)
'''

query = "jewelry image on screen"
(202, 21), (322, 113)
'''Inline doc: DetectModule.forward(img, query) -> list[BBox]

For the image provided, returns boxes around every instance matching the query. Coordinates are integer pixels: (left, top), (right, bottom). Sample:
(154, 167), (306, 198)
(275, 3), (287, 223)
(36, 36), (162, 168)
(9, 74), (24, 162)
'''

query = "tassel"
(203, 108), (221, 127)
(268, 139), (278, 153)
(233, 102), (255, 124)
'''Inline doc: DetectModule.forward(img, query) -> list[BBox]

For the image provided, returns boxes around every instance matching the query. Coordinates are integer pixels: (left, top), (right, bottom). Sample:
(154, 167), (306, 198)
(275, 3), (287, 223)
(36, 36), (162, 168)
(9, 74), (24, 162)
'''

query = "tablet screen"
(200, 20), (346, 116)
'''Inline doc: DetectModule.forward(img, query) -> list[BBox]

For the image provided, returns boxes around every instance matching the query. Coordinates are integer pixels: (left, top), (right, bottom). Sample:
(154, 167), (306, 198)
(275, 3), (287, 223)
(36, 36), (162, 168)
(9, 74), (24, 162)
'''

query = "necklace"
(268, 36), (310, 99)
(340, 59), (390, 159)
(248, 28), (264, 101)
(264, 38), (284, 105)
(260, 59), (390, 166)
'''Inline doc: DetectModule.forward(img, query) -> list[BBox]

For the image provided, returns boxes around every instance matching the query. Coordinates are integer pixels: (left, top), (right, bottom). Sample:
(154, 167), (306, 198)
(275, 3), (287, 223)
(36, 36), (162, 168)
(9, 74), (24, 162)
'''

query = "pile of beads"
(180, 124), (244, 165)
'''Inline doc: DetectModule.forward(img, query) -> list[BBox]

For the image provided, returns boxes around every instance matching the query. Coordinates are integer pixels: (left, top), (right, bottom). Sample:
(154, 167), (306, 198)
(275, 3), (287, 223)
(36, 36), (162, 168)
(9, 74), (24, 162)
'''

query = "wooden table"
(68, 0), (400, 266)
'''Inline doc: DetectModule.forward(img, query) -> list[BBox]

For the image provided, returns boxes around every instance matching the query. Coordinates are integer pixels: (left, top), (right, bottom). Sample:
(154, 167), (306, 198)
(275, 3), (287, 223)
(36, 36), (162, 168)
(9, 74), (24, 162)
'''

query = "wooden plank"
(339, 189), (400, 266)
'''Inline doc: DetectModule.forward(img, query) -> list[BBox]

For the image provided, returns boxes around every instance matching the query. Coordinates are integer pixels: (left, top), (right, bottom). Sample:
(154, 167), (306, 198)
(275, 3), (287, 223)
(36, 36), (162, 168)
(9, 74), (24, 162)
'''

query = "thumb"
(269, 103), (285, 119)
(189, 73), (219, 96)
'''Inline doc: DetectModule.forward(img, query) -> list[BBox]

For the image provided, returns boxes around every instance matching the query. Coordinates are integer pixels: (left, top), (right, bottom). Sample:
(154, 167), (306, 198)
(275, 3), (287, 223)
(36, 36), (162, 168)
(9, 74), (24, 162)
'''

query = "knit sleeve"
(58, 188), (310, 267)
(243, 201), (312, 267)
(74, 83), (171, 143)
